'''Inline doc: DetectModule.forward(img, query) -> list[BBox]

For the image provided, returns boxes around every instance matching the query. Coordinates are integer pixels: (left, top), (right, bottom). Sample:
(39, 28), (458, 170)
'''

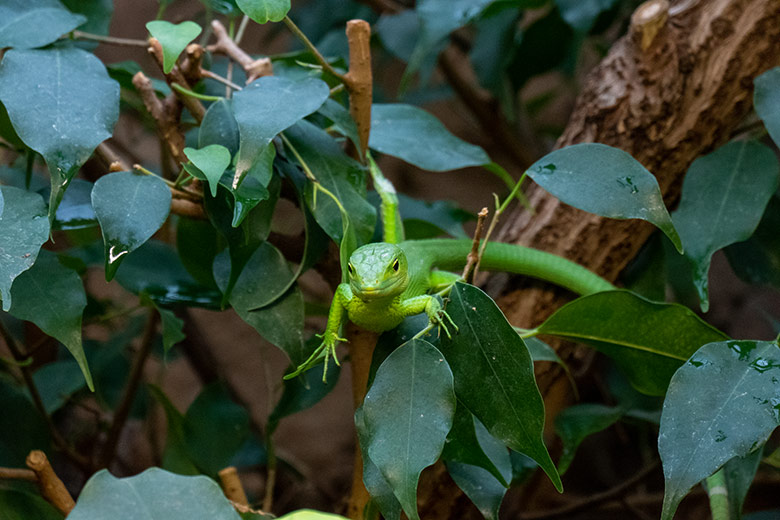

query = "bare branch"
(207, 20), (273, 83)
(26, 451), (75, 516)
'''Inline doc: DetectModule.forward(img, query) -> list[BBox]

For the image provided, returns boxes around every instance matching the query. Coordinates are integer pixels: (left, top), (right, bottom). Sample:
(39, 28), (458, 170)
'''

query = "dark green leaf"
(231, 144), (275, 227)
(673, 140), (779, 311)
(720, 448), (763, 520)
(10, 250), (92, 390)
(362, 339), (455, 520)
(0, 47), (119, 217)
(527, 143), (682, 252)
(236, 0), (290, 23)
(507, 8), (573, 89)
(0, 0), (86, 49)
(622, 233), (667, 301)
(470, 5), (520, 94)
(92, 171), (171, 280)
(286, 120), (376, 244)
(62, 0), (113, 38)
(232, 75), (328, 177)
(53, 178), (97, 230)
(148, 385), (200, 475)
(227, 242), (295, 311)
(554, 403), (623, 474)
(659, 340), (780, 520)
(33, 360), (86, 414)
(68, 468), (242, 519)
(556, 0), (619, 33)
(754, 66), (780, 148)
(154, 305), (185, 353)
(199, 99), (240, 156)
(184, 383), (250, 476)
(442, 403), (509, 486)
(277, 512), (348, 520)
(446, 462), (507, 520)
(0, 489), (63, 520)
(177, 217), (220, 289)
(0, 186), (49, 311)
(536, 290), (727, 395)
(398, 193), (471, 239)
(375, 10), (421, 63)
(184, 145), (232, 197)
(369, 104), (490, 172)
(146, 21), (202, 74)
(317, 98), (360, 152)
(725, 193), (780, 290)
(442, 282), (562, 491)
(525, 336), (564, 364)
(355, 406), (402, 520)
(0, 380), (50, 467)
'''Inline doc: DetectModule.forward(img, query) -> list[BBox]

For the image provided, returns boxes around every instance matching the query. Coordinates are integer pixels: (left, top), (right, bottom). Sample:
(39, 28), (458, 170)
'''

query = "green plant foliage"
(442, 282), (562, 492)
(0, 489), (63, 520)
(672, 140), (779, 311)
(277, 511), (348, 520)
(355, 406), (402, 520)
(0, 0), (86, 49)
(725, 193), (780, 290)
(154, 304), (186, 353)
(0, 380), (51, 467)
(9, 250), (92, 390)
(536, 290), (727, 395)
(236, 0), (290, 24)
(554, 403), (623, 474)
(527, 143), (682, 252)
(556, 0), (619, 33)
(146, 21), (202, 74)
(53, 178), (97, 230)
(369, 104), (490, 171)
(0, 186), (50, 311)
(397, 194), (471, 239)
(33, 360), (86, 414)
(754, 66), (780, 148)
(362, 339), (456, 520)
(91, 171), (172, 280)
(0, 47), (119, 217)
(232, 75), (329, 177)
(719, 448), (763, 520)
(658, 340), (780, 520)
(446, 462), (507, 520)
(221, 242), (295, 310)
(183, 145), (233, 197)
(68, 468), (242, 519)
(62, 0), (113, 37)
(199, 99), (240, 155)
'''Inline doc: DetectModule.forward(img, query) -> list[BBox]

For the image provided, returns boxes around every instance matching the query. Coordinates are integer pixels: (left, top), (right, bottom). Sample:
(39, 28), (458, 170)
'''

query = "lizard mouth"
(352, 279), (404, 301)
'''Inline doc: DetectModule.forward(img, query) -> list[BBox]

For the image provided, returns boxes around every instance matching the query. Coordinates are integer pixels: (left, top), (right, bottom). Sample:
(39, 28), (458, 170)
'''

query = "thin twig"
(201, 68), (243, 91)
(98, 310), (160, 469)
(520, 460), (660, 520)
(0, 466), (37, 481)
(283, 16), (347, 83)
(0, 322), (90, 469)
(234, 15), (250, 45)
(477, 173), (526, 268)
(462, 207), (489, 283)
(71, 30), (148, 47)
(208, 20), (273, 83)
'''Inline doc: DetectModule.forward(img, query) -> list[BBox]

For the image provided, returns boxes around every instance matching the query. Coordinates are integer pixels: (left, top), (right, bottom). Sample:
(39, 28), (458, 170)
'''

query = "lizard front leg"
(284, 283), (352, 382)
(401, 294), (458, 340)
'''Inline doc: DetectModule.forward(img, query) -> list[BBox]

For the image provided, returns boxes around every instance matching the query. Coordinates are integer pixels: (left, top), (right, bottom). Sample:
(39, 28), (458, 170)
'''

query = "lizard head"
(347, 242), (409, 302)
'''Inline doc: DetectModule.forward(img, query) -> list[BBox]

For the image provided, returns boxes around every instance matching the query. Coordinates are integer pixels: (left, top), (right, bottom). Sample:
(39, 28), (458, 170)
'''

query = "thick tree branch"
(26, 450), (75, 516)
(344, 20), (373, 161)
(208, 20), (273, 83)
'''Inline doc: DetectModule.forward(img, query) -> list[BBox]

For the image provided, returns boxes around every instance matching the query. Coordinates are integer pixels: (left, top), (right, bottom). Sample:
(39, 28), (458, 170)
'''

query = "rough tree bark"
(420, 0), (780, 517)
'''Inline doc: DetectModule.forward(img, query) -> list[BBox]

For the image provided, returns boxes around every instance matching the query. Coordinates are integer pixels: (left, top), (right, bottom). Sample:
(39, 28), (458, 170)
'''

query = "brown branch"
(71, 30), (148, 48)
(180, 43), (205, 86)
(520, 460), (660, 520)
(147, 38), (206, 123)
(344, 20), (373, 161)
(132, 71), (188, 166)
(218, 466), (249, 506)
(207, 20), (273, 83)
(0, 467), (37, 481)
(98, 310), (159, 469)
(26, 450), (75, 516)
(462, 207), (489, 283)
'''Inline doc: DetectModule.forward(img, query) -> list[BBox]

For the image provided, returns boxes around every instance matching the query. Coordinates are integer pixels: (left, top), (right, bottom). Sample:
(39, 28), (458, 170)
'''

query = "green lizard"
(284, 157), (615, 381)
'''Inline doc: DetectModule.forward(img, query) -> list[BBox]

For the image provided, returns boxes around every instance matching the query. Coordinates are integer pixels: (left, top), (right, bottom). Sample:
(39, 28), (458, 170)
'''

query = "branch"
(132, 71), (188, 166)
(462, 207), (489, 283)
(207, 20), (273, 83)
(344, 20), (373, 161)
(71, 30), (148, 47)
(147, 38), (206, 123)
(26, 450), (75, 516)
(98, 310), (159, 469)
(218, 466), (249, 506)
(0, 466), (37, 481)
(283, 17), (347, 83)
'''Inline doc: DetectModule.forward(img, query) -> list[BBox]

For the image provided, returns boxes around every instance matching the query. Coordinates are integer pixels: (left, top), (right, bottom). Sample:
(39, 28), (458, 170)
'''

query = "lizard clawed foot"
(436, 309), (458, 339)
(283, 332), (346, 382)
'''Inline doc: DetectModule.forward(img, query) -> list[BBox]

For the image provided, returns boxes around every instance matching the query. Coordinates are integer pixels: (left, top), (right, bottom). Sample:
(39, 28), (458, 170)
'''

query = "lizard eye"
(392, 259), (400, 272)
(347, 263), (354, 275)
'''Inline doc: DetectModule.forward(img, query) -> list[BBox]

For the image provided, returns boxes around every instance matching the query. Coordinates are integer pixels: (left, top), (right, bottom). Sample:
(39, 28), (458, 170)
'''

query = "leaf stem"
(705, 469), (730, 520)
(282, 16), (347, 83)
(170, 82), (223, 101)
(200, 68), (243, 91)
(70, 30), (149, 47)
(132, 164), (178, 189)
(514, 326), (539, 339)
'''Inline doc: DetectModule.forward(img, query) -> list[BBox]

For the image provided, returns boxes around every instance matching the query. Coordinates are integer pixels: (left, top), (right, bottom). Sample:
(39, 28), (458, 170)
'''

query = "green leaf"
(673, 140), (779, 311)
(525, 336), (563, 364)
(362, 339), (456, 520)
(0, 380), (50, 467)
(226, 242), (296, 311)
(236, 0), (290, 24)
(62, 0), (113, 38)
(0, 489), (63, 520)
(231, 144), (275, 227)
(199, 99), (240, 156)
(725, 193), (780, 290)
(0, 47), (119, 217)
(526, 143), (682, 252)
(277, 511), (348, 520)
(183, 383), (250, 476)
(232, 75), (329, 177)
(446, 462), (507, 520)
(286, 120), (377, 244)
(720, 448), (763, 520)
(354, 406), (402, 520)
(0, 0), (86, 49)
(148, 385), (200, 475)
(754, 66), (780, 148)
(369, 104), (490, 172)
(659, 340), (780, 520)
(397, 193), (471, 239)
(317, 98), (361, 152)
(177, 216), (220, 289)
(9, 250), (92, 390)
(68, 468), (242, 519)
(146, 21), (203, 74)
(155, 305), (185, 353)
(184, 145), (232, 197)
(554, 403), (623, 474)
(0, 186), (50, 311)
(555, 0), (619, 33)
(33, 360), (86, 414)
(536, 290), (727, 395)
(92, 171), (172, 280)
(53, 178), (97, 230)
(442, 282), (562, 492)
